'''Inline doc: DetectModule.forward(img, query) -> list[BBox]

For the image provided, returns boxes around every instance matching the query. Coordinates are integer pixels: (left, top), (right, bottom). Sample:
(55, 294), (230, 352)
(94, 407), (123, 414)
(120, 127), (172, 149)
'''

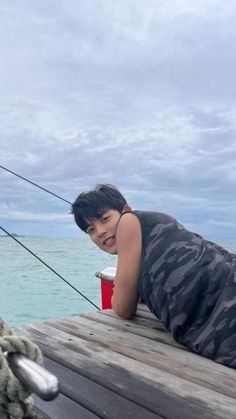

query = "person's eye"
(101, 214), (110, 223)
(87, 226), (95, 235)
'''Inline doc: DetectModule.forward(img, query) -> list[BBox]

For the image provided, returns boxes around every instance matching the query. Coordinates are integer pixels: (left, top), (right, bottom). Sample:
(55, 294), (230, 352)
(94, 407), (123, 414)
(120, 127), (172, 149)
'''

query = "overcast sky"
(1, 0), (236, 242)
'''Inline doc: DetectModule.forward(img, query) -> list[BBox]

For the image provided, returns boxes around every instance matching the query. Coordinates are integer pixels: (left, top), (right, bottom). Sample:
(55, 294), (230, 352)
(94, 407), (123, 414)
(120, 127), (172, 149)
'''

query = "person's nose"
(95, 221), (106, 237)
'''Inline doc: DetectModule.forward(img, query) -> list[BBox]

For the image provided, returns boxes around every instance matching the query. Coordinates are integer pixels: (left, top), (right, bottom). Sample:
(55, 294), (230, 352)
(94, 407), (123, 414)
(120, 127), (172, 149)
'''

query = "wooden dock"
(18, 305), (236, 419)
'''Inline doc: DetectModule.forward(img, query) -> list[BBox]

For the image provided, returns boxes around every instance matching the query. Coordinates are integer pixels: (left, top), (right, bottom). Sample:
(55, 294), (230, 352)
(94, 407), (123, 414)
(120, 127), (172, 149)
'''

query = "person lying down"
(71, 184), (236, 369)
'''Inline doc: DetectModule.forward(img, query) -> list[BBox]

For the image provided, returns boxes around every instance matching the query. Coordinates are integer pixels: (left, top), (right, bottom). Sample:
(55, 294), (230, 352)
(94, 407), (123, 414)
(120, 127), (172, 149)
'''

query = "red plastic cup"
(95, 267), (116, 309)
(100, 278), (114, 309)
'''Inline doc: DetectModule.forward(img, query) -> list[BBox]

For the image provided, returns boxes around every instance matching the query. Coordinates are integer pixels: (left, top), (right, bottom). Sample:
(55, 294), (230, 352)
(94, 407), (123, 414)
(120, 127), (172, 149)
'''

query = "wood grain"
(17, 305), (236, 419)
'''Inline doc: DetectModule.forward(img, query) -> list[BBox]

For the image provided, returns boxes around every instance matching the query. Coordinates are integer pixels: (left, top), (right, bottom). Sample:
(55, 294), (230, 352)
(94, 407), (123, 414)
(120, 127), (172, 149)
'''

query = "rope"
(0, 318), (43, 419)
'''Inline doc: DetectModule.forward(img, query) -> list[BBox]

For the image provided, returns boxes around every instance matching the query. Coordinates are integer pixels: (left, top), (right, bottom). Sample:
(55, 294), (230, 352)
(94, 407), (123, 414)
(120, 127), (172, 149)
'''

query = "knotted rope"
(0, 317), (43, 419)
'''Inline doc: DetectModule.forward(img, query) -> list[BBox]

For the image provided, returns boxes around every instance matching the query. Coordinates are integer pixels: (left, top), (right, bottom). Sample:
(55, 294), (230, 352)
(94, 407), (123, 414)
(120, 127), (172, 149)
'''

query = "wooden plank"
(103, 304), (163, 323)
(105, 307), (170, 331)
(81, 310), (184, 348)
(18, 320), (236, 419)
(31, 406), (51, 419)
(41, 357), (161, 419)
(135, 308), (164, 320)
(43, 315), (236, 399)
(136, 303), (157, 315)
(33, 392), (99, 419)
(102, 304), (158, 320)
(25, 331), (215, 419)
(134, 303), (161, 318)
(19, 326), (168, 417)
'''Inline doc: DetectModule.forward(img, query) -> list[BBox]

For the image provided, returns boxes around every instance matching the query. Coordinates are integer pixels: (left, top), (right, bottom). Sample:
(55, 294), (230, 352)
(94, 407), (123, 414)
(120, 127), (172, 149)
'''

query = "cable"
(0, 165), (72, 205)
(0, 225), (101, 311)
(1, 164), (102, 311)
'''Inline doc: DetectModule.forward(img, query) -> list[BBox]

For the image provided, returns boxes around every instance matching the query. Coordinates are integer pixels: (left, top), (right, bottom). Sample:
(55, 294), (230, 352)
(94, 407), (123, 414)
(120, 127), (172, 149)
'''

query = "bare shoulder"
(116, 212), (142, 254)
(116, 212), (141, 235)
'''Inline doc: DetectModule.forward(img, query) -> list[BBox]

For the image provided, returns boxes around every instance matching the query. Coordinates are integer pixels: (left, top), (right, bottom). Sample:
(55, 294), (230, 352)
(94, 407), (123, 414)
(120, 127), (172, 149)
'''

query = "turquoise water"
(0, 237), (235, 328)
(0, 237), (116, 327)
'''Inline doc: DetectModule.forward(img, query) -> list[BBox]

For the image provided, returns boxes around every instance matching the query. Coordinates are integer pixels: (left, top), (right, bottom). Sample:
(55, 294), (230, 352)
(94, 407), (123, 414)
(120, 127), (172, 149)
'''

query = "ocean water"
(0, 237), (235, 328)
(0, 237), (116, 327)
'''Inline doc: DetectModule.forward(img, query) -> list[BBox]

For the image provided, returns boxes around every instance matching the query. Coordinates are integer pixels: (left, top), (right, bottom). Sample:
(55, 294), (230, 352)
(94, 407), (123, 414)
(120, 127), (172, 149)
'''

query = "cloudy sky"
(1, 0), (236, 241)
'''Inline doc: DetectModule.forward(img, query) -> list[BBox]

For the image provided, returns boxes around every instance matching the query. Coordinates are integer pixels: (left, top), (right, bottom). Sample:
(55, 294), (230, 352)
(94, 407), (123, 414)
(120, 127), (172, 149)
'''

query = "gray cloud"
(0, 0), (236, 240)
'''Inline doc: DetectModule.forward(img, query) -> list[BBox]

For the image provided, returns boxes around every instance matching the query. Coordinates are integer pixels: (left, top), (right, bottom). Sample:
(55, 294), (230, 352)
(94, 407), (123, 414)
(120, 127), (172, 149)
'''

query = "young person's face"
(86, 209), (122, 255)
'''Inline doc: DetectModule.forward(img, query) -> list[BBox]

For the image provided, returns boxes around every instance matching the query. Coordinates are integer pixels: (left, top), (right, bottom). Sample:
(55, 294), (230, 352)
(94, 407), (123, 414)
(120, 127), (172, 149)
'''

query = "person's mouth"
(103, 236), (115, 247)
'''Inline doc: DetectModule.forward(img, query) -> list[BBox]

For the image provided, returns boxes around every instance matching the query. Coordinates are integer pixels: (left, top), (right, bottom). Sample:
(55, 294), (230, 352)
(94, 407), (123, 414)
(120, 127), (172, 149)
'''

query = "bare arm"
(111, 212), (142, 319)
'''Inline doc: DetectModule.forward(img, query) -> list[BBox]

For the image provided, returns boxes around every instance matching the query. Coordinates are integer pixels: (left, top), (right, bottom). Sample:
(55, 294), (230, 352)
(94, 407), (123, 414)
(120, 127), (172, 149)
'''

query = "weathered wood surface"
(18, 305), (236, 419)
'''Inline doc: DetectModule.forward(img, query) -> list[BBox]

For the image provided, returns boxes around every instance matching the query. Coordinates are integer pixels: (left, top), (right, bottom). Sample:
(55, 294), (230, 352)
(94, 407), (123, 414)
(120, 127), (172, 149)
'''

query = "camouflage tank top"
(133, 210), (236, 367)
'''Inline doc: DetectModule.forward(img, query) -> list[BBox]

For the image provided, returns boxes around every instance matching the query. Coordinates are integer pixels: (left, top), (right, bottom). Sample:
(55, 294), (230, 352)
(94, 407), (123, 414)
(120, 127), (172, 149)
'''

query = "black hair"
(71, 184), (127, 232)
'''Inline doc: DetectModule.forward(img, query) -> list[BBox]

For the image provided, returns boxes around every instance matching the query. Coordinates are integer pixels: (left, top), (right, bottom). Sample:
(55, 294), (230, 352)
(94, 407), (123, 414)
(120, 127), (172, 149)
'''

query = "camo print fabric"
(133, 210), (236, 368)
